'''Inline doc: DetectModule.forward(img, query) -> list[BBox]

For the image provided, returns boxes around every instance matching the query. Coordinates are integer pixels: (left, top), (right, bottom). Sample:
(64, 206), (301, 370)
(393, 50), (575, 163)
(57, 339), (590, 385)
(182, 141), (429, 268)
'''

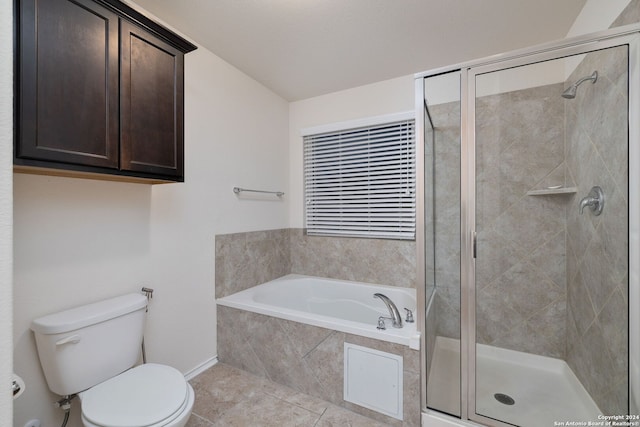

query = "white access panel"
(343, 343), (403, 420)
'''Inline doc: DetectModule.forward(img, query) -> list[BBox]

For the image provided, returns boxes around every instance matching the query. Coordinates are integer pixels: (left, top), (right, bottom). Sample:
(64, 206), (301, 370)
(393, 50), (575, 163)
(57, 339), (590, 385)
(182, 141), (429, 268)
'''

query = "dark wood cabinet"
(17, 0), (120, 169)
(14, 0), (196, 183)
(120, 20), (184, 178)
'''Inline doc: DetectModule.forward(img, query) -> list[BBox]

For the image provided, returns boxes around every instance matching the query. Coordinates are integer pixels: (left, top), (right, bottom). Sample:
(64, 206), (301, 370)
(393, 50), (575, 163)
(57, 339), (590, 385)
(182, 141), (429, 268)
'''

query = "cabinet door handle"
(55, 335), (81, 346)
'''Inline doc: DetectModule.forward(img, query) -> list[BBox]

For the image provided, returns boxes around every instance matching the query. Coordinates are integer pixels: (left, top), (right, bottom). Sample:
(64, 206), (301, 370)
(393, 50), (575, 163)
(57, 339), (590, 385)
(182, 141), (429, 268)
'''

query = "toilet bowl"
(79, 364), (194, 427)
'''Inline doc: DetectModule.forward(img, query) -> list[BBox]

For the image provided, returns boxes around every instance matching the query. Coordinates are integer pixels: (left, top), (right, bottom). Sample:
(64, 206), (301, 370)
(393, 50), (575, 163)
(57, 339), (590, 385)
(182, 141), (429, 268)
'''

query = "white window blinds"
(304, 118), (416, 240)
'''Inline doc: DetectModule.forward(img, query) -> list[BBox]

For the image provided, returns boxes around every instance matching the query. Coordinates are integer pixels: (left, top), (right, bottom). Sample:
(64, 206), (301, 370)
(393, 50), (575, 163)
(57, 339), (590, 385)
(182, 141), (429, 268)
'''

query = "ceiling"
(132, 0), (587, 101)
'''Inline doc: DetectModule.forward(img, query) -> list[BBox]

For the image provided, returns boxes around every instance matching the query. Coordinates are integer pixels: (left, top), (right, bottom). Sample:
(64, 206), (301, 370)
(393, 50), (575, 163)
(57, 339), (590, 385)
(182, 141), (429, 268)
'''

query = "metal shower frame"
(415, 23), (640, 427)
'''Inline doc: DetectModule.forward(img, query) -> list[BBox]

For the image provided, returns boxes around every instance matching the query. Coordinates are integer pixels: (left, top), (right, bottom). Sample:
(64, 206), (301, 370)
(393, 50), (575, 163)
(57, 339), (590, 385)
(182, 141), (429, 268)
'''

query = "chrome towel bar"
(233, 187), (284, 197)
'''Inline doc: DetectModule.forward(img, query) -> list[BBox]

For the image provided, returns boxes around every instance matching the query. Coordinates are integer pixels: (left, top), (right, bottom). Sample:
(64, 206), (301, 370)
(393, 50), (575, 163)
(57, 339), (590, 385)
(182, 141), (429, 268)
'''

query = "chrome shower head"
(562, 71), (598, 99)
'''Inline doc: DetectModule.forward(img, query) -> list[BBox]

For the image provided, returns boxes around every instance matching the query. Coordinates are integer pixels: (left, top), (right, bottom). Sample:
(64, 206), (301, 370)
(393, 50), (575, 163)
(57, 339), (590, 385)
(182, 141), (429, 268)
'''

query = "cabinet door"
(17, 0), (119, 168)
(120, 20), (185, 179)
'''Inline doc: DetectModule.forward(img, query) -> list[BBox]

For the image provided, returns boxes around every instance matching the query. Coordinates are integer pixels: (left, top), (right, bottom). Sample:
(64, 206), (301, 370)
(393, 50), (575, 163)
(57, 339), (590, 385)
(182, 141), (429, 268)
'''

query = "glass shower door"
(472, 46), (629, 426)
(422, 70), (462, 417)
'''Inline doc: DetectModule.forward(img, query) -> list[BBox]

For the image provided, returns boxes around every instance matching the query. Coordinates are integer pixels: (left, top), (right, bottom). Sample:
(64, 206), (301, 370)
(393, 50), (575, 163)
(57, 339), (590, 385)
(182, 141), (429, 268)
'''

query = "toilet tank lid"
(31, 294), (148, 335)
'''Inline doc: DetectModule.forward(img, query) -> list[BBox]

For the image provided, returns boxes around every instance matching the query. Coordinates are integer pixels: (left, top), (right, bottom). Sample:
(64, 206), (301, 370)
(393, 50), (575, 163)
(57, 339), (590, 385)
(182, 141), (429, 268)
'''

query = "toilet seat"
(80, 363), (192, 427)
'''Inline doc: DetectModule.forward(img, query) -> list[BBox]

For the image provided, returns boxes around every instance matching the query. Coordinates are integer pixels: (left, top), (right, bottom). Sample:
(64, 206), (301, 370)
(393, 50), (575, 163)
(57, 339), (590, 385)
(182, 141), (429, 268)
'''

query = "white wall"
(288, 75), (415, 227)
(567, 0), (631, 37)
(12, 27), (289, 427)
(145, 47), (290, 367)
(0, 0), (13, 425)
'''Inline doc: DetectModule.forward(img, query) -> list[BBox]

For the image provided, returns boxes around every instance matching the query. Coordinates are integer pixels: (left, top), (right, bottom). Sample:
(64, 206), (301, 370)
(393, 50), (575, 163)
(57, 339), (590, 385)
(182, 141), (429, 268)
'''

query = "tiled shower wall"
(430, 86), (570, 360)
(564, 46), (629, 415)
(431, 101), (462, 341)
(474, 83), (568, 359)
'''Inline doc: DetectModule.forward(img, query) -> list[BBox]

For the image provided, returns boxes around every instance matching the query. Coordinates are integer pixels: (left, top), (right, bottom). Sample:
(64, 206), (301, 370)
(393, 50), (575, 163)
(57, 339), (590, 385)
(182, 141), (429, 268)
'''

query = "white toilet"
(31, 293), (194, 427)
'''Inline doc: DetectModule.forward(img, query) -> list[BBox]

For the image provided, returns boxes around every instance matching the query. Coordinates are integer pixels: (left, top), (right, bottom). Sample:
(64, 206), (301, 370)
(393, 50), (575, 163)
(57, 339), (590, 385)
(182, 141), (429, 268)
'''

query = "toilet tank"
(31, 293), (148, 396)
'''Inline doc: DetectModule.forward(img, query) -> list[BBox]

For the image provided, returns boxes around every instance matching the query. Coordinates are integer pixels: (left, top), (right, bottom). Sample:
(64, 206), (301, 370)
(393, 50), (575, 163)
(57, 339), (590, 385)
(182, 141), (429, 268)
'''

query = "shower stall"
(416, 24), (640, 427)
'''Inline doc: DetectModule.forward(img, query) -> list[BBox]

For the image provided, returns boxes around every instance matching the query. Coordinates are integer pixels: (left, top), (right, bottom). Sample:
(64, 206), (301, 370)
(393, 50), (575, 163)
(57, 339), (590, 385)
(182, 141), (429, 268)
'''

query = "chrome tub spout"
(374, 293), (403, 329)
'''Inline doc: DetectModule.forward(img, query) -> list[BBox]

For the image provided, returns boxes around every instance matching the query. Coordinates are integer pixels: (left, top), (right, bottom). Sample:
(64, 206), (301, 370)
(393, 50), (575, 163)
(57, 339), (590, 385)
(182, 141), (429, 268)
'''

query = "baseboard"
(184, 356), (218, 381)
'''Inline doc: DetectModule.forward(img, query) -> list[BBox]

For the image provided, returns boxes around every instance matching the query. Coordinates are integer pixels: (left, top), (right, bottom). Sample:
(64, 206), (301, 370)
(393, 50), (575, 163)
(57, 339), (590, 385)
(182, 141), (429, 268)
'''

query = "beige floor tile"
(316, 404), (392, 427)
(186, 413), (215, 427)
(211, 392), (321, 427)
(189, 363), (262, 421)
(191, 363), (392, 427)
(258, 378), (330, 415)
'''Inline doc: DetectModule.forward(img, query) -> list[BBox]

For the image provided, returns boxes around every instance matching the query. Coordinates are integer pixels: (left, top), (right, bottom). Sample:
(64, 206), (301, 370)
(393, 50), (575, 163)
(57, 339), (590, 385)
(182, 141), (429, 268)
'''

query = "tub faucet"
(374, 293), (403, 329)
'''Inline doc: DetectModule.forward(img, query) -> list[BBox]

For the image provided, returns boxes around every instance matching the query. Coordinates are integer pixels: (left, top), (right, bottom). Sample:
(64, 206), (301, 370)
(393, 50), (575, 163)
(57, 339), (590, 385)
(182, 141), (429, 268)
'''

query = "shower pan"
(416, 24), (640, 427)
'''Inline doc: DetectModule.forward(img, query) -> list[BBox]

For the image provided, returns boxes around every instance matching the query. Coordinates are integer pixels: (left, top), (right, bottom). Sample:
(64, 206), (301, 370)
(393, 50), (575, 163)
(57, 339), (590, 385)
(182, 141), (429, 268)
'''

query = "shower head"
(562, 71), (598, 99)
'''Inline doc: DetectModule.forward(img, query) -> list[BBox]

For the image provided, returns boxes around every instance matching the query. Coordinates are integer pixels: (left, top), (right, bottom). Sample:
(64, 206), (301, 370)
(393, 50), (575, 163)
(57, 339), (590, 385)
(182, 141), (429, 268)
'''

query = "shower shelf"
(526, 187), (577, 196)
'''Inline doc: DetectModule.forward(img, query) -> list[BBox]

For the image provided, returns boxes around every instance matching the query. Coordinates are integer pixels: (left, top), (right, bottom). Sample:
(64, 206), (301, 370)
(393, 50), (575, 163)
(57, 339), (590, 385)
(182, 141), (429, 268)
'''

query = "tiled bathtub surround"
(215, 228), (416, 299)
(215, 229), (418, 424)
(217, 305), (421, 426)
(215, 229), (291, 298)
(289, 229), (416, 288)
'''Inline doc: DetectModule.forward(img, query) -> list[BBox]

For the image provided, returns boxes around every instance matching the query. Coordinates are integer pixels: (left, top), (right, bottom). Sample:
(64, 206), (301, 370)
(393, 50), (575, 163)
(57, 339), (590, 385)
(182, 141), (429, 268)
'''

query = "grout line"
(301, 330), (336, 359)
(189, 412), (214, 426)
(221, 362), (331, 418)
(312, 406), (329, 427)
(259, 377), (329, 416)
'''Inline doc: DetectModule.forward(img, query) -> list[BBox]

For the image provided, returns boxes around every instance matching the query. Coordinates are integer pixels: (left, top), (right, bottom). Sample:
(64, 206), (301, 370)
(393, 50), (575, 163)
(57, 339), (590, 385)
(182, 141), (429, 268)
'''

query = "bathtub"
(216, 274), (420, 349)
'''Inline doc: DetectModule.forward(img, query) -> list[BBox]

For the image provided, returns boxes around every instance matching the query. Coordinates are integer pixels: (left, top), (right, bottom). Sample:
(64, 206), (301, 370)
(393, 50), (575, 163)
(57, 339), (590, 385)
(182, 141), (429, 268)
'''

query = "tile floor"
(186, 362), (392, 427)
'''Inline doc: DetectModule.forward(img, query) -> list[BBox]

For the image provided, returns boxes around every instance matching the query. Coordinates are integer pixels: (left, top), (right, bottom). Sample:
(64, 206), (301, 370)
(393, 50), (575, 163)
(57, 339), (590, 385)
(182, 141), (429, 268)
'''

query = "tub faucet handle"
(377, 316), (387, 330)
(404, 308), (414, 323)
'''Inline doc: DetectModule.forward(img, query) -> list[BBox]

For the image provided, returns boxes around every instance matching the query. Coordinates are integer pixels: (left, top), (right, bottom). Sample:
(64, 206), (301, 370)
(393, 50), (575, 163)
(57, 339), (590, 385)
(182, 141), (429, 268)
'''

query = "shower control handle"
(579, 186), (604, 216)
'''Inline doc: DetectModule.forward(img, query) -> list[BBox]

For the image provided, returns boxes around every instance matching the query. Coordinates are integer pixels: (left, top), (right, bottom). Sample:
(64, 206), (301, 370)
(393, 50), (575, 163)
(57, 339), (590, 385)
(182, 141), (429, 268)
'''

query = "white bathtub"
(216, 274), (420, 349)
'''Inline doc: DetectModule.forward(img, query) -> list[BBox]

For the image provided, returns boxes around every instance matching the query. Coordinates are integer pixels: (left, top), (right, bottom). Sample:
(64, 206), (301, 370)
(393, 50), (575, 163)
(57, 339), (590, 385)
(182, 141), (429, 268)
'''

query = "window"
(303, 116), (416, 240)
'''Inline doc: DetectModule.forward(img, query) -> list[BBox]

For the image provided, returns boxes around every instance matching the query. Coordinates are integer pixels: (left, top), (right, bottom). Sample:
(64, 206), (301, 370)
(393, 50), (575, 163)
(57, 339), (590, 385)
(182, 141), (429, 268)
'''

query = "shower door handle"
(472, 231), (477, 259)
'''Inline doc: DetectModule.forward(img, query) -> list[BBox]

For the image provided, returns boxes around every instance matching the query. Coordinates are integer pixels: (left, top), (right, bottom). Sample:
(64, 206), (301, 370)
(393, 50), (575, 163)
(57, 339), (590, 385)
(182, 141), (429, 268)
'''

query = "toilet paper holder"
(12, 374), (25, 399)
